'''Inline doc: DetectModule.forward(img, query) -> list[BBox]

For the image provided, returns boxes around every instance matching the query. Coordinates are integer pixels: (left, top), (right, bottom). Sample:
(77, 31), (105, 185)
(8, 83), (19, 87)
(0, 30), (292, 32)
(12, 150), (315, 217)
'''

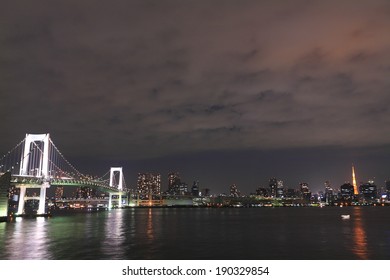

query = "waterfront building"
(286, 188), (298, 198)
(300, 183), (311, 201)
(167, 172), (188, 195)
(137, 173), (161, 199)
(318, 191), (324, 201)
(312, 193), (319, 202)
(276, 180), (284, 198)
(201, 188), (210, 196)
(256, 187), (268, 197)
(73, 188), (82, 198)
(191, 181), (199, 197)
(55, 187), (64, 200)
(74, 187), (96, 199)
(340, 183), (355, 201)
(175, 182), (188, 196)
(386, 180), (390, 200)
(230, 184), (240, 197)
(359, 180), (377, 203)
(269, 177), (277, 197)
(324, 181), (334, 205)
(168, 172), (180, 192)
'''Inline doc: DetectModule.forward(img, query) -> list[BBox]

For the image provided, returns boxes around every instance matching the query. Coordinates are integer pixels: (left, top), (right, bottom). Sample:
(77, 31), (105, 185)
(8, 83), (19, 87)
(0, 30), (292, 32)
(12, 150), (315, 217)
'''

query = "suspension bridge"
(0, 133), (128, 221)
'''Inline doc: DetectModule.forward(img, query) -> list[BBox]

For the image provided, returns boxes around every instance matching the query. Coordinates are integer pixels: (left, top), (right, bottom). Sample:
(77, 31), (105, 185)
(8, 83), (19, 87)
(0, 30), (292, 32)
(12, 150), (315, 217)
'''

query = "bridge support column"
(119, 193), (122, 208)
(108, 193), (113, 209)
(17, 186), (27, 215)
(37, 183), (49, 215)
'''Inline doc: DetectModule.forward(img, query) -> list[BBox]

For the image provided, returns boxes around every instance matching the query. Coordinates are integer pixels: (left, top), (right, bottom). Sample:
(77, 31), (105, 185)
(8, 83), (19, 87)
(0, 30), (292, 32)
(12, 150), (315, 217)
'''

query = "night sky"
(1, 0), (390, 194)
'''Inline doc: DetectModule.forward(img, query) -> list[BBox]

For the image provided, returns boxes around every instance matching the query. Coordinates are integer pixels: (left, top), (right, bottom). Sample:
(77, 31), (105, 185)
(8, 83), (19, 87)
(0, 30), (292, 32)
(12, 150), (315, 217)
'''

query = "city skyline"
(1, 1), (390, 194)
(76, 149), (389, 194)
(2, 132), (388, 195)
(129, 164), (387, 196)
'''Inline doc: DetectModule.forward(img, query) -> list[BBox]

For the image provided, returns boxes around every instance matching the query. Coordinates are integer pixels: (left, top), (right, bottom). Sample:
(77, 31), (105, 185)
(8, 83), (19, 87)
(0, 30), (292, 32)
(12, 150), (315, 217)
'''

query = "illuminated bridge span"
(0, 133), (127, 217)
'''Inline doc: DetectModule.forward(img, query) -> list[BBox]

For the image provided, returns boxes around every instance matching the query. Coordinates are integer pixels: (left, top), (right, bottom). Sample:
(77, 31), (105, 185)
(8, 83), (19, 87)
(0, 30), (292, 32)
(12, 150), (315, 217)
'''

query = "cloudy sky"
(1, 0), (390, 193)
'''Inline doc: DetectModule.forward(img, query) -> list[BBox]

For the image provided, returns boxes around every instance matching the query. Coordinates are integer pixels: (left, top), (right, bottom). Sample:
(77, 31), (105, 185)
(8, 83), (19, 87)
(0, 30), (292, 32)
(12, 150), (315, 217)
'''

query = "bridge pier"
(108, 193), (113, 209)
(107, 193), (125, 209)
(37, 183), (49, 215)
(16, 183), (49, 216)
(17, 186), (27, 215)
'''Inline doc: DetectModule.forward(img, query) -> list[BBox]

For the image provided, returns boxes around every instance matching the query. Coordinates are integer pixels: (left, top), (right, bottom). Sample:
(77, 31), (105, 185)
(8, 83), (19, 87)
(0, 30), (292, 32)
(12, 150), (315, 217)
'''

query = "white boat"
(341, 214), (350, 219)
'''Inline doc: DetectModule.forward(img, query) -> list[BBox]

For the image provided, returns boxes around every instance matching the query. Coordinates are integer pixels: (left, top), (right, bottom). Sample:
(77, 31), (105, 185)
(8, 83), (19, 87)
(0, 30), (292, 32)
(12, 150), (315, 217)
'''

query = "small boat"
(341, 214), (350, 219)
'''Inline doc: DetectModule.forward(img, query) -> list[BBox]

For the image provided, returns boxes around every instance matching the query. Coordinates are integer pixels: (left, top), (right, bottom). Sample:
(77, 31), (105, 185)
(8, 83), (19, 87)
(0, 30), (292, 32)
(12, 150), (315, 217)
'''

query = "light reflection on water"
(146, 208), (154, 241)
(340, 207), (369, 260)
(352, 207), (368, 259)
(0, 207), (390, 260)
(101, 209), (125, 259)
(2, 217), (51, 259)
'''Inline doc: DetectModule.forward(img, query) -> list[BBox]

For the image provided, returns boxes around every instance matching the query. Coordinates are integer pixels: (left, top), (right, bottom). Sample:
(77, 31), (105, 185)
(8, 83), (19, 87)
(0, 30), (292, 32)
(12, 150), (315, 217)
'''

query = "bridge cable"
(48, 138), (87, 179)
(0, 138), (25, 173)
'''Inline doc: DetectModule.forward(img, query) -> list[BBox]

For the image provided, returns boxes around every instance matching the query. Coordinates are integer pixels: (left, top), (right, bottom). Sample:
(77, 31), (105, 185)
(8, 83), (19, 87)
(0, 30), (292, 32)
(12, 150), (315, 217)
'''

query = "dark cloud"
(1, 0), (390, 193)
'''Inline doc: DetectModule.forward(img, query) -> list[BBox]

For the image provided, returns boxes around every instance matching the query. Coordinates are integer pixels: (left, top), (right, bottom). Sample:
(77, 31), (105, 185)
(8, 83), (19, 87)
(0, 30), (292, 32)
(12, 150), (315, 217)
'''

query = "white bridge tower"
(108, 167), (124, 208)
(109, 167), (123, 190)
(17, 133), (50, 215)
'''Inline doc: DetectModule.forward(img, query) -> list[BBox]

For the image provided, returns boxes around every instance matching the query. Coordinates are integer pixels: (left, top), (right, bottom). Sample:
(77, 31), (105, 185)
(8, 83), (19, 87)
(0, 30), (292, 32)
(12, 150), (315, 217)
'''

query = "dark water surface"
(1, 207), (390, 260)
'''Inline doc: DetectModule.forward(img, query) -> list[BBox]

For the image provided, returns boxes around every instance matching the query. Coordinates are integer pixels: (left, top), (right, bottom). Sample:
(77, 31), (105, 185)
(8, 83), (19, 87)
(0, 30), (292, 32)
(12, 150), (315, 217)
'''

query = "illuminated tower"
(352, 165), (358, 195)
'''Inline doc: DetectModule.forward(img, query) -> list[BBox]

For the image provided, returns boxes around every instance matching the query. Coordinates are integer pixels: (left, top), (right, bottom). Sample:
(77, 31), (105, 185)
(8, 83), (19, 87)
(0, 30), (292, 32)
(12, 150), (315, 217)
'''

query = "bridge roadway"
(9, 174), (122, 193)
(1, 173), (127, 216)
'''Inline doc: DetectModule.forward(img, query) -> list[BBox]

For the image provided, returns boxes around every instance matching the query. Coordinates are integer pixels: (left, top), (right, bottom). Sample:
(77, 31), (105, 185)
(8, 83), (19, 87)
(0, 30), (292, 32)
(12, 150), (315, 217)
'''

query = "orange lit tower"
(352, 165), (358, 195)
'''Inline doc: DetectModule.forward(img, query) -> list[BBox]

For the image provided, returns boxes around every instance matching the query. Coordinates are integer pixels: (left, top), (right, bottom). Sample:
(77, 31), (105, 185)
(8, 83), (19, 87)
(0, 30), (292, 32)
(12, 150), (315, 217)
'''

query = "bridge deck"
(9, 175), (124, 193)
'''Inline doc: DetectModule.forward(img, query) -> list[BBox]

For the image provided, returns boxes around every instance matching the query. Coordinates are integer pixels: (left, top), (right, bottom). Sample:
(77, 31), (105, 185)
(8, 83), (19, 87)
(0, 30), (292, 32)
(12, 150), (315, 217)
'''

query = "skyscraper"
(168, 172), (181, 194)
(324, 181), (334, 205)
(191, 181), (199, 197)
(230, 184), (240, 197)
(276, 180), (284, 198)
(300, 183), (311, 201)
(359, 180), (377, 202)
(340, 183), (354, 201)
(269, 177), (277, 197)
(137, 173), (161, 199)
(386, 180), (390, 200)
